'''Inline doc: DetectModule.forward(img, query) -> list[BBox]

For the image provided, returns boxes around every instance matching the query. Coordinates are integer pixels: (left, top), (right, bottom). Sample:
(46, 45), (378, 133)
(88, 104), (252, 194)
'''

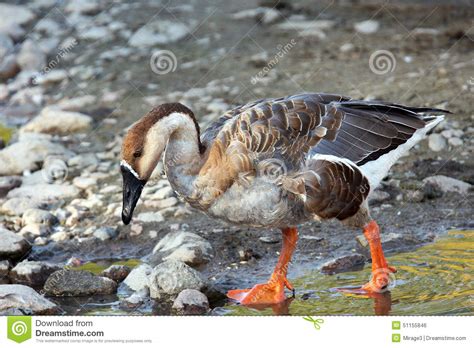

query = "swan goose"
(120, 93), (446, 305)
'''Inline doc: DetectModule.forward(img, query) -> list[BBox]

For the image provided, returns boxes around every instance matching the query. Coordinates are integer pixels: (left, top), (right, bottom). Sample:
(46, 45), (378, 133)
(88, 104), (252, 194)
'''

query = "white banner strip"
(0, 316), (471, 347)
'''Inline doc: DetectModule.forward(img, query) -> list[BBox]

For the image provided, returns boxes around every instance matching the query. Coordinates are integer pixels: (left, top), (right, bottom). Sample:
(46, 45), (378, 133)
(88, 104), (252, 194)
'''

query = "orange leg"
(360, 220), (396, 292)
(227, 227), (298, 305)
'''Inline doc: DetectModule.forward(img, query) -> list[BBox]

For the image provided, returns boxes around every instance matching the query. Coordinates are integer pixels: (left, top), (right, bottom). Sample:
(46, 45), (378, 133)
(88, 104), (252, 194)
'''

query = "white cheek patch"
(120, 160), (140, 179)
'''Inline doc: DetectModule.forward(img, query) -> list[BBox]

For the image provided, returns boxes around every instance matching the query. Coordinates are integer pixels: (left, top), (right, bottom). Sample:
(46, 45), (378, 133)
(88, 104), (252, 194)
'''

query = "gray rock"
(17, 39), (47, 71)
(129, 20), (191, 47)
(57, 95), (97, 111)
(0, 260), (10, 284)
(49, 231), (70, 242)
(448, 137), (463, 147)
(368, 189), (391, 205)
(35, 18), (60, 35)
(340, 42), (355, 53)
(150, 231), (214, 267)
(0, 176), (22, 197)
(35, 69), (68, 85)
(423, 175), (471, 196)
(0, 4), (36, 27)
(172, 289), (209, 315)
(0, 54), (19, 79)
(19, 224), (51, 241)
(136, 212), (164, 223)
(0, 136), (73, 175)
(120, 288), (149, 308)
(65, 0), (102, 15)
(148, 260), (206, 299)
(232, 8), (280, 25)
(321, 254), (366, 274)
(101, 265), (131, 283)
(405, 190), (425, 203)
(80, 26), (111, 41)
(73, 176), (97, 189)
(22, 208), (58, 226)
(21, 107), (92, 135)
(148, 186), (174, 200)
(0, 197), (47, 216)
(0, 33), (14, 61)
(0, 284), (60, 314)
(122, 264), (153, 292)
(10, 260), (61, 288)
(428, 133), (447, 152)
(354, 20), (380, 34)
(67, 153), (99, 167)
(0, 227), (31, 260)
(0, 22), (26, 42)
(93, 226), (118, 241)
(44, 270), (117, 296)
(8, 184), (80, 201)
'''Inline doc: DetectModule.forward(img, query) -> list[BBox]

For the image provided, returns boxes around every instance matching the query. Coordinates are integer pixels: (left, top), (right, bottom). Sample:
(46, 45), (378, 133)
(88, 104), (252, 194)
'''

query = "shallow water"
(222, 230), (473, 316)
(53, 230), (473, 316)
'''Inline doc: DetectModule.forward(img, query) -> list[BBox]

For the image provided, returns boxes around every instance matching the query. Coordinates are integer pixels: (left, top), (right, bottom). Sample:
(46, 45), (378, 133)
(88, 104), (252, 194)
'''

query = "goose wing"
(201, 93), (447, 168)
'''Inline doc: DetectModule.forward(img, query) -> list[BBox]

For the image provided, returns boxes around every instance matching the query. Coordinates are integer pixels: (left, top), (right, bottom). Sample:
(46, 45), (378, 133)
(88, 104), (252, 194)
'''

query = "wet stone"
(172, 289), (209, 315)
(93, 226), (118, 241)
(1, 198), (47, 216)
(148, 260), (206, 299)
(321, 254), (366, 274)
(101, 265), (131, 283)
(423, 175), (471, 196)
(0, 260), (10, 284)
(0, 176), (22, 198)
(44, 269), (118, 296)
(0, 284), (60, 315)
(120, 288), (149, 309)
(9, 260), (61, 288)
(122, 264), (152, 292)
(149, 231), (214, 267)
(22, 208), (58, 226)
(0, 227), (31, 260)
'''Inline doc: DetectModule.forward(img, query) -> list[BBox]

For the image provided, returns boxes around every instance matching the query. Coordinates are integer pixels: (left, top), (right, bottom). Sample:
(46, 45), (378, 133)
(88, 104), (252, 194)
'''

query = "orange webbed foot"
(227, 277), (294, 305)
(337, 266), (396, 295)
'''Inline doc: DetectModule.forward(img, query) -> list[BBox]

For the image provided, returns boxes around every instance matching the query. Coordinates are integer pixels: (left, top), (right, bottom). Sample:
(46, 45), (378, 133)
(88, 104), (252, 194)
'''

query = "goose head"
(120, 102), (201, 224)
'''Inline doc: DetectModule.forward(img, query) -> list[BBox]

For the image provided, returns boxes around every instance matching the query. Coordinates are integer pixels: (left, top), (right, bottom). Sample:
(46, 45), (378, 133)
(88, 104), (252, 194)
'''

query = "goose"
(120, 93), (447, 305)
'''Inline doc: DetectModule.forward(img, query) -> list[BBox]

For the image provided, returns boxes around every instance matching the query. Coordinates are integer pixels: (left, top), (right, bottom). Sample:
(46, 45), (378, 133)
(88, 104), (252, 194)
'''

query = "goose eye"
(133, 150), (142, 158)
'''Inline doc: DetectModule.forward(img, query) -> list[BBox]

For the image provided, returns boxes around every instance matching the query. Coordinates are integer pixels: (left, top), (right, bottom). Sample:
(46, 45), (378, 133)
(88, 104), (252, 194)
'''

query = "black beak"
(121, 165), (146, 225)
